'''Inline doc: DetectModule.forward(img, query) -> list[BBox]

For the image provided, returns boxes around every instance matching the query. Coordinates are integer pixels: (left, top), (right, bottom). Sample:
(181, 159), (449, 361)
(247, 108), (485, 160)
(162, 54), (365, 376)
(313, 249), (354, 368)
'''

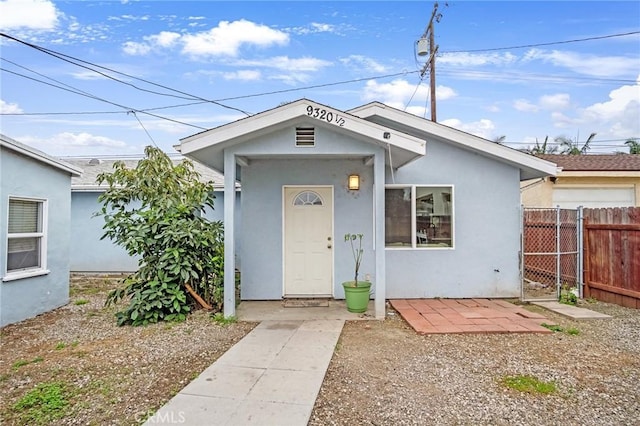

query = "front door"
(284, 186), (333, 297)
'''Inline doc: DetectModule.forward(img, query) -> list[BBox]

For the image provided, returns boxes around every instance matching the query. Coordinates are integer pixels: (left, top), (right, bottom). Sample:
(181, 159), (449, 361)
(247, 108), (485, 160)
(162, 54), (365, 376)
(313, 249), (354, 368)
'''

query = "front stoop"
(390, 299), (555, 334)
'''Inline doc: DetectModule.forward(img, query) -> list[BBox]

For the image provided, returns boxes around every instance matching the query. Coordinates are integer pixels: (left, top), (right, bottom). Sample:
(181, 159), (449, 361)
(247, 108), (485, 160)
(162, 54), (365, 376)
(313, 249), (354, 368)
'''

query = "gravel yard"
(311, 301), (640, 426)
(1, 275), (639, 425)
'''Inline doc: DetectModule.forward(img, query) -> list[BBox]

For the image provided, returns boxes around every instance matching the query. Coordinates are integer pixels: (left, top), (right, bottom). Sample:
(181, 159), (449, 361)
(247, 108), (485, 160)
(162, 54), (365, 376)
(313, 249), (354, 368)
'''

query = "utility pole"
(417, 2), (443, 122)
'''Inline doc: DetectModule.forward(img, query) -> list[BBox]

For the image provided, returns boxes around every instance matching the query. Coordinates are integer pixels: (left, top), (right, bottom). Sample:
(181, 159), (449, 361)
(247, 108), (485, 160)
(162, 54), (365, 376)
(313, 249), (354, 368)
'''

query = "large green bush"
(96, 146), (224, 326)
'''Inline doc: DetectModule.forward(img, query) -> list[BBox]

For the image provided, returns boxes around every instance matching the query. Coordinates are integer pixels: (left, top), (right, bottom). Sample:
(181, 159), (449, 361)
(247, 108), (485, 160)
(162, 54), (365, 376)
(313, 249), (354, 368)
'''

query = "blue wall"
(385, 139), (522, 298)
(1, 149), (73, 326)
(228, 121), (523, 300)
(233, 123), (383, 299)
(69, 190), (237, 272)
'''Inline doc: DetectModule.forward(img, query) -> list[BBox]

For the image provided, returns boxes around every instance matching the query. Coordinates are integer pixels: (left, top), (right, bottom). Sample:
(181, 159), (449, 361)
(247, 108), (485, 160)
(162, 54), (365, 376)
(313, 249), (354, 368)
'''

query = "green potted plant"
(342, 233), (372, 313)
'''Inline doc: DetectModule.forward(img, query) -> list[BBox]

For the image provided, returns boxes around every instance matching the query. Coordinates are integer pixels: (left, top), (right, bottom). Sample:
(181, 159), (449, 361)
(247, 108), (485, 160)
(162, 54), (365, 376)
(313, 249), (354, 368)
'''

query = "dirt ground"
(0, 275), (256, 425)
(1, 275), (639, 425)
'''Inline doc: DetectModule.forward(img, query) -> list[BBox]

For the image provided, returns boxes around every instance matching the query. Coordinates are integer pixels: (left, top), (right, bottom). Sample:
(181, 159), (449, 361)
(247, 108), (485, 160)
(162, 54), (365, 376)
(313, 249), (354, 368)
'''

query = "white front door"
(284, 186), (333, 297)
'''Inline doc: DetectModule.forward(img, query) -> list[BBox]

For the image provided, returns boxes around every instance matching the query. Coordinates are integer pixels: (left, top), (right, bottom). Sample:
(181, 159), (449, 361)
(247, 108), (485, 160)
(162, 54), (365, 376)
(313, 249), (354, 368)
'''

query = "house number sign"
(306, 105), (346, 127)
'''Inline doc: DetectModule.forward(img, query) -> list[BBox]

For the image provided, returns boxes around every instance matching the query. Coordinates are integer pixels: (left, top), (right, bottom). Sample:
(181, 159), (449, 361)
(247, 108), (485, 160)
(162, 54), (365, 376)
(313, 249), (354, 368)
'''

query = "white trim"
(4, 196), (49, 280)
(384, 184), (455, 250)
(349, 102), (557, 179)
(1, 134), (82, 176)
(2, 269), (50, 282)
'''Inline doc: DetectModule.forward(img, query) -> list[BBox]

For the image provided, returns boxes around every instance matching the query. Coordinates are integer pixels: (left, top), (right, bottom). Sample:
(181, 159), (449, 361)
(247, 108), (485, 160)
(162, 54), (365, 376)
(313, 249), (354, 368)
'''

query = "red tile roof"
(537, 154), (640, 171)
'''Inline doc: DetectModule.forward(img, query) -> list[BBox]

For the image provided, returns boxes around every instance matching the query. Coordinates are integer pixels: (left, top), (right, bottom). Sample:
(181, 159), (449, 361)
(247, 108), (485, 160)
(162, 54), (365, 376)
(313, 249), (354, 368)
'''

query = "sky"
(0, 0), (639, 158)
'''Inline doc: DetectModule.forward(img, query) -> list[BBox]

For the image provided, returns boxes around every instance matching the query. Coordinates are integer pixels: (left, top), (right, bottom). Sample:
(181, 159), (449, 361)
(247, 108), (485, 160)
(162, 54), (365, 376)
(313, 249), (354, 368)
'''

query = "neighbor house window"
(6, 198), (47, 275)
(385, 186), (453, 248)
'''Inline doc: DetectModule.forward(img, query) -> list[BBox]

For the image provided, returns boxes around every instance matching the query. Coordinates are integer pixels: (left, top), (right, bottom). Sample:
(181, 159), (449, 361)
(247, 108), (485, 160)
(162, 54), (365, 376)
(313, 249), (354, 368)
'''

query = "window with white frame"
(385, 185), (453, 248)
(6, 198), (46, 273)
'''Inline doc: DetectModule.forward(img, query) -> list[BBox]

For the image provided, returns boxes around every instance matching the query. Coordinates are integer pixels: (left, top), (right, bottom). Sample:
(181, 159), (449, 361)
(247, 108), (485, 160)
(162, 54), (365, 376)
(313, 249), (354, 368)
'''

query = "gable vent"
(295, 127), (315, 147)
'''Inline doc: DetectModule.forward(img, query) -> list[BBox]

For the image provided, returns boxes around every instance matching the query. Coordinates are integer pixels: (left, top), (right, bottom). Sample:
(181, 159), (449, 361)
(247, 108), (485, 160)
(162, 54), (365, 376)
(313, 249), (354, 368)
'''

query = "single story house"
(521, 154), (640, 208)
(1, 134), (82, 327)
(177, 99), (556, 318)
(62, 157), (237, 273)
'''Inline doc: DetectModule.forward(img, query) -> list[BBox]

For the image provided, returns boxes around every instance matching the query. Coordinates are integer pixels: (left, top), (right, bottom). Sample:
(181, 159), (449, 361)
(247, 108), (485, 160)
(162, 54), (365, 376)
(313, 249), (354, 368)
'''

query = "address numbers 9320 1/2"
(306, 105), (346, 127)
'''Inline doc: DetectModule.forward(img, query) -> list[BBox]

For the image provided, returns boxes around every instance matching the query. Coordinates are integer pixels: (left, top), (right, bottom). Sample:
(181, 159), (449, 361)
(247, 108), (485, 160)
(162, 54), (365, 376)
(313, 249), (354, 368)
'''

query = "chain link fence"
(521, 207), (582, 302)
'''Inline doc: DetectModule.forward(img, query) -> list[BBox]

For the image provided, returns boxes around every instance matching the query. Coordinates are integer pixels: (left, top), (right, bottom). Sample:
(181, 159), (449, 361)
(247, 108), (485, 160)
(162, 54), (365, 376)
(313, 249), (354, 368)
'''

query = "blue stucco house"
(177, 99), (556, 319)
(63, 158), (237, 273)
(1, 134), (82, 326)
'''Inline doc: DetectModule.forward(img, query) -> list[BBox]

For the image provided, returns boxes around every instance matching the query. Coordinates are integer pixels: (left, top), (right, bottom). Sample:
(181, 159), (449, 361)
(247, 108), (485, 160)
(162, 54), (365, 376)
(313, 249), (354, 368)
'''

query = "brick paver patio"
(389, 299), (554, 334)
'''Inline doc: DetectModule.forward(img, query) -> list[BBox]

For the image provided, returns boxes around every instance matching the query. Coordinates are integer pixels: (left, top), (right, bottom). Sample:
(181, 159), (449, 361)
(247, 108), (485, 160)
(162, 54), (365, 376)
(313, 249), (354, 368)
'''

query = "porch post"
(374, 151), (386, 319)
(223, 150), (236, 318)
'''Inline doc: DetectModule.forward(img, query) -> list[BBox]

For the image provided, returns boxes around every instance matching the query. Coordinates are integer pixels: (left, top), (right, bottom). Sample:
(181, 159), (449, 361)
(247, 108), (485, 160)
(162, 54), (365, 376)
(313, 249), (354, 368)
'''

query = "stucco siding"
(69, 190), (237, 273)
(236, 126), (383, 300)
(1, 149), (72, 326)
(385, 140), (522, 298)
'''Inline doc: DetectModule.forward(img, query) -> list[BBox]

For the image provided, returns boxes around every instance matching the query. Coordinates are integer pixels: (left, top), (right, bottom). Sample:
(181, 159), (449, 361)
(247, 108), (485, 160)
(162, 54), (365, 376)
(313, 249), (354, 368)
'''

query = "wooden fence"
(583, 207), (640, 309)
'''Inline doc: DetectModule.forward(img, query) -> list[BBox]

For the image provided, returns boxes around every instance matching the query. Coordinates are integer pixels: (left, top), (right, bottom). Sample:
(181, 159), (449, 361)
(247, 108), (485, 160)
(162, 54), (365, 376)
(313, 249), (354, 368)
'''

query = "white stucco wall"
(1, 148), (73, 326)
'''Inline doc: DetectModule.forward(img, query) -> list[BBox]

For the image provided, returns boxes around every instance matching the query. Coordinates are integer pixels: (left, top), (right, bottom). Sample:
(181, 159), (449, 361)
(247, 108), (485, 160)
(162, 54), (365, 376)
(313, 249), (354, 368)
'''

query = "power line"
(1, 67), (208, 130)
(442, 31), (640, 54)
(0, 32), (252, 116)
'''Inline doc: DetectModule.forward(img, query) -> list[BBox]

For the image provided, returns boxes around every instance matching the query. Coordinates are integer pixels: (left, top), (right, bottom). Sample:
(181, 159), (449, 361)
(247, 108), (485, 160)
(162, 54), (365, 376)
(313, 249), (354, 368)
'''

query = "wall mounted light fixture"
(348, 174), (360, 190)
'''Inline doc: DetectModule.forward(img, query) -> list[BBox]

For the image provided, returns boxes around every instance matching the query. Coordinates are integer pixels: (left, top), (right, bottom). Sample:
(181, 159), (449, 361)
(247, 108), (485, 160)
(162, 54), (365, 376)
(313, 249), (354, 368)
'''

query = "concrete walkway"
(531, 301), (612, 319)
(145, 319), (344, 426)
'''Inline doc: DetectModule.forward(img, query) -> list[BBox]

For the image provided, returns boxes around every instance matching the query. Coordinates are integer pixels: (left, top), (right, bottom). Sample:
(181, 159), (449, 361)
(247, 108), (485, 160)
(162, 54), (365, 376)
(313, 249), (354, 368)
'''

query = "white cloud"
(221, 70), (261, 81)
(544, 76), (640, 140)
(513, 99), (539, 112)
(289, 22), (340, 35)
(149, 31), (181, 48)
(17, 132), (133, 156)
(181, 19), (289, 57)
(235, 56), (330, 72)
(523, 48), (640, 78)
(123, 20), (289, 58)
(539, 93), (571, 110)
(440, 118), (497, 140)
(0, 99), (23, 114)
(0, 0), (58, 30)
(122, 41), (151, 55)
(439, 52), (517, 67)
(362, 79), (456, 110)
(340, 55), (388, 73)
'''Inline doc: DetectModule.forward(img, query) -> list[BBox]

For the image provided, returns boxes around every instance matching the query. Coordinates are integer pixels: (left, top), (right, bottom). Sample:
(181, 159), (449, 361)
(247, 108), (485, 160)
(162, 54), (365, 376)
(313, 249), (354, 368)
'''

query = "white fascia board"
(351, 103), (556, 176)
(179, 99), (425, 156)
(559, 170), (640, 178)
(1, 135), (83, 176)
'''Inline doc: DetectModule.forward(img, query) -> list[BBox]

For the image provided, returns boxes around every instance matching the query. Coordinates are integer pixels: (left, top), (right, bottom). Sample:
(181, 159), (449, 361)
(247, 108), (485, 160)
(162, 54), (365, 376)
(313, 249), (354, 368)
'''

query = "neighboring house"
(177, 99), (556, 318)
(62, 157), (236, 273)
(1, 134), (82, 326)
(521, 154), (640, 208)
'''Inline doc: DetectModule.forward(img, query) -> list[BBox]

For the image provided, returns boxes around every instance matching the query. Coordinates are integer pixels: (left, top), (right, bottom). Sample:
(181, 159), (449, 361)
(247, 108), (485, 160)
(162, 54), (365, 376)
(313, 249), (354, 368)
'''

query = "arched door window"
(293, 191), (323, 206)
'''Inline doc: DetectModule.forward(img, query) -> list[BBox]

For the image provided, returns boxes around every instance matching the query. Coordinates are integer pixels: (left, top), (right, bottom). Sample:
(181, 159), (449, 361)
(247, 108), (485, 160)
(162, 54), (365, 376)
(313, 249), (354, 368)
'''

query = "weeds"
(502, 374), (556, 394)
(12, 381), (71, 425)
(541, 323), (580, 336)
(559, 284), (578, 306)
(74, 299), (89, 306)
(211, 312), (237, 325)
(12, 356), (44, 370)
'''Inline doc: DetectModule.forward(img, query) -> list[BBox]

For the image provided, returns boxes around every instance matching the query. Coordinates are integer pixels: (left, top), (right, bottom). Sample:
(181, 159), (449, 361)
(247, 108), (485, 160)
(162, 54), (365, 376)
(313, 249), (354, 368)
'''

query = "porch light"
(348, 174), (360, 190)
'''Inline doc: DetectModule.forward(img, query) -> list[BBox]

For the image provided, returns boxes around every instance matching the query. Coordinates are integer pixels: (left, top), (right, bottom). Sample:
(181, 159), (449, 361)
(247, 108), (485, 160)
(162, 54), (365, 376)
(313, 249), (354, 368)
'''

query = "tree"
(556, 132), (596, 155)
(96, 146), (225, 326)
(521, 136), (558, 155)
(493, 135), (506, 144)
(625, 138), (640, 154)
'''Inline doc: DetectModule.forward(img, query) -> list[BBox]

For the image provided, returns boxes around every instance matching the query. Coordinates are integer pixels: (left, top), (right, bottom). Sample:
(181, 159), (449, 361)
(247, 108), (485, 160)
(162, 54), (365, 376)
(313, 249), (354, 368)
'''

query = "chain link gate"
(521, 207), (583, 302)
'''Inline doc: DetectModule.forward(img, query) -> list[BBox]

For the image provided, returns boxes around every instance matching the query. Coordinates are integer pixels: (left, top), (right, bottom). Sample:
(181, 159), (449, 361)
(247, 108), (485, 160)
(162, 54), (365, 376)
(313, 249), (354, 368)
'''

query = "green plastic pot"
(342, 281), (372, 313)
